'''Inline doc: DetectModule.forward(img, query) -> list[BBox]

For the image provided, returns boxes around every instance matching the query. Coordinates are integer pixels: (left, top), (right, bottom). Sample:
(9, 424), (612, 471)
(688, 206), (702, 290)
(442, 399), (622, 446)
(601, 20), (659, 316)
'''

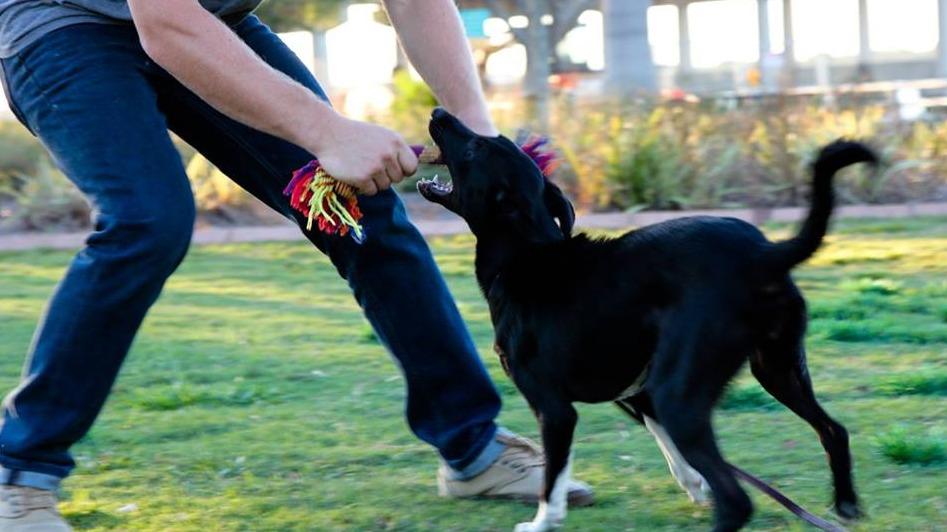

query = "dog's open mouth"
(417, 174), (453, 201)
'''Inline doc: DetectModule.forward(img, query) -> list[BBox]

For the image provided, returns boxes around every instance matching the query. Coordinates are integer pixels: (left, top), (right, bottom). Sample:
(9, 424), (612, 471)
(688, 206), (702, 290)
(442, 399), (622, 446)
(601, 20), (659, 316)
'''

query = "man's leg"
(152, 15), (506, 475)
(0, 24), (196, 490)
(153, 17), (590, 503)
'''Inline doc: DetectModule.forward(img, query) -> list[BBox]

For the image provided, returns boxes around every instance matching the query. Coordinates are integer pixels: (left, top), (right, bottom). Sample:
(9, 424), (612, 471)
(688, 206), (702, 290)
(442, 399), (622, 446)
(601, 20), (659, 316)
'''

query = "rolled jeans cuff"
(447, 427), (512, 481)
(0, 466), (61, 491)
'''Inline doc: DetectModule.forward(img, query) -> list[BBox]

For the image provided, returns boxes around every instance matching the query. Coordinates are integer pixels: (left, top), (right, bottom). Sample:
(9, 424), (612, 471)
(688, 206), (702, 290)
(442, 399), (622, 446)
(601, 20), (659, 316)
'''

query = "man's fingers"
(372, 172), (391, 193)
(398, 143), (419, 176)
(358, 177), (379, 196)
(384, 155), (404, 184)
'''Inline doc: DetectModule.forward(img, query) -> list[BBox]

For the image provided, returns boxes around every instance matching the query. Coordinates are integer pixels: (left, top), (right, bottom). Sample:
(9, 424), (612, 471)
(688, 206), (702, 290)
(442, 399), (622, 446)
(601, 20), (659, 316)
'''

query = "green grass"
(1, 216), (945, 531)
(876, 427), (947, 465)
(875, 371), (947, 397)
(719, 385), (779, 412)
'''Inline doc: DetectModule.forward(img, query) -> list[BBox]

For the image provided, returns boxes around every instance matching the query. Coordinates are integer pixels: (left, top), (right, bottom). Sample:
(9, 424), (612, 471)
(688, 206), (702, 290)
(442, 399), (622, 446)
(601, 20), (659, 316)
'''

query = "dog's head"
(418, 108), (574, 244)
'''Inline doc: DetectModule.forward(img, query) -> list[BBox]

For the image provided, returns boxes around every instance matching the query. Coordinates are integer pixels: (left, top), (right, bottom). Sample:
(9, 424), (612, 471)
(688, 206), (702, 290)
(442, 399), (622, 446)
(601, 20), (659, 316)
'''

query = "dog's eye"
(465, 139), (486, 161)
(495, 189), (517, 215)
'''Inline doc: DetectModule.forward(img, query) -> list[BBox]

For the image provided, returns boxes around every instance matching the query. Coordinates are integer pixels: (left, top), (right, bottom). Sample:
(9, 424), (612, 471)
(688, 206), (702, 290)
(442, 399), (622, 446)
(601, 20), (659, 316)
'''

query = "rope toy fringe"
(283, 162), (365, 240)
(283, 137), (558, 243)
(519, 135), (560, 177)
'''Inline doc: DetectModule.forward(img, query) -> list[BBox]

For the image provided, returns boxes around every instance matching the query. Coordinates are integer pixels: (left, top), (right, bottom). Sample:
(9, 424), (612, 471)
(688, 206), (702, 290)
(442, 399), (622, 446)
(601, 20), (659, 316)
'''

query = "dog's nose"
(431, 107), (449, 122)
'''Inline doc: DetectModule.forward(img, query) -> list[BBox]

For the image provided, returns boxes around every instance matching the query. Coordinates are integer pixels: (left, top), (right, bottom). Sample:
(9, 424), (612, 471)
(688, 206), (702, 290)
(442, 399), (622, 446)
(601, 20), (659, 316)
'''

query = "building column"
(858, 0), (872, 71)
(757, 0), (774, 90)
(939, 0), (947, 76)
(676, 0), (693, 87)
(782, 0), (796, 85)
(604, 0), (657, 95)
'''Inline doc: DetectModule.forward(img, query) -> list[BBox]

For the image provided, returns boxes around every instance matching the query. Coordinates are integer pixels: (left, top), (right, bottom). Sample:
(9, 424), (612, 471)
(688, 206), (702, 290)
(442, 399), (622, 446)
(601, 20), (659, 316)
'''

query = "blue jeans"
(0, 17), (503, 490)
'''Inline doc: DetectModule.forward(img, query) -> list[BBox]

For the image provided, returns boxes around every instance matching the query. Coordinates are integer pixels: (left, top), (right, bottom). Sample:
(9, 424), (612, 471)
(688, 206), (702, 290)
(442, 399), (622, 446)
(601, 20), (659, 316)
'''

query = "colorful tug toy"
(283, 136), (559, 243)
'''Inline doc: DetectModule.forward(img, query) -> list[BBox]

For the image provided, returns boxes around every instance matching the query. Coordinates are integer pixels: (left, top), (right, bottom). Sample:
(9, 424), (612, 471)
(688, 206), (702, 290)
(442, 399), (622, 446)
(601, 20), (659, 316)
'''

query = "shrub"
(0, 125), (235, 230)
(372, 69), (437, 144)
(185, 152), (252, 217)
(4, 89), (947, 228)
(383, 95), (946, 211)
(0, 160), (90, 231)
(0, 121), (48, 195)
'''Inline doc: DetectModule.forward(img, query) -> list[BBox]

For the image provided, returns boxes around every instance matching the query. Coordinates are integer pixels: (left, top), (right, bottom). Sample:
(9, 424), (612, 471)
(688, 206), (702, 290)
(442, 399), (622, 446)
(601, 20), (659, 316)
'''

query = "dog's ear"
(543, 179), (575, 237)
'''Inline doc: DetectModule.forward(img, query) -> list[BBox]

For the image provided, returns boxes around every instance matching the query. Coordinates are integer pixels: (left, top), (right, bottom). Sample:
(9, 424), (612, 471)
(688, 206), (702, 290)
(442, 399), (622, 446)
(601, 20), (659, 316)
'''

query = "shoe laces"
(0, 486), (57, 514)
(496, 433), (545, 473)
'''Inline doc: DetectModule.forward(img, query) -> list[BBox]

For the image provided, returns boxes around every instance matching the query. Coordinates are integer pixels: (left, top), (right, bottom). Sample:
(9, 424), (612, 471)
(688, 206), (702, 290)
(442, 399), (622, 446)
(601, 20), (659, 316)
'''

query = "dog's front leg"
(515, 404), (577, 532)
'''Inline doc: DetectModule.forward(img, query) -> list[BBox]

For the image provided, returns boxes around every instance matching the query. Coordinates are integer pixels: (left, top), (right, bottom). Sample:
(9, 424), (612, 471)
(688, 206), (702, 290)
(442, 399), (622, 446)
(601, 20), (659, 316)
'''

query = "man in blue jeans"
(0, 0), (592, 529)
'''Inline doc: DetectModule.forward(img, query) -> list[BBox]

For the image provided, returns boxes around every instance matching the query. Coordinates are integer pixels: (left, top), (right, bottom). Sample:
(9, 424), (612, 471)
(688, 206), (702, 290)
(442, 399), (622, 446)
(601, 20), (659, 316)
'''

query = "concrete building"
(4, 0), (947, 115)
(647, 0), (947, 94)
(464, 0), (947, 97)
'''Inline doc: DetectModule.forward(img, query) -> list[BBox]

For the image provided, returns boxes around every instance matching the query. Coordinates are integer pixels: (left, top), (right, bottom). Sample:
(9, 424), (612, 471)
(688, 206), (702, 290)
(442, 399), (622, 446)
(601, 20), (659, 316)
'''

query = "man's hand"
(128, 0), (414, 195)
(312, 115), (418, 195)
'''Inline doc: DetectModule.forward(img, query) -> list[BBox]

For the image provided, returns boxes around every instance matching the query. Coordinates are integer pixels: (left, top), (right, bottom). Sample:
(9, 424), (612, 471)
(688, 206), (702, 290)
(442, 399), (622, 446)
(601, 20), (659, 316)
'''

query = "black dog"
(419, 108), (875, 531)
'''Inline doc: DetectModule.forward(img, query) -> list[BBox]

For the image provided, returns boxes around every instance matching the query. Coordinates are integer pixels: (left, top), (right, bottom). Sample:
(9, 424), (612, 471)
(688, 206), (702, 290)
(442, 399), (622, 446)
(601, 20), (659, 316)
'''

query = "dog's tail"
(760, 140), (877, 271)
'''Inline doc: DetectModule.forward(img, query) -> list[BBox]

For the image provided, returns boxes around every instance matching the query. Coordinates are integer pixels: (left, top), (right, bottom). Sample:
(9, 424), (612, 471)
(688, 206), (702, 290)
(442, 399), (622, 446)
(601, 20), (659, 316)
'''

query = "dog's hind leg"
(651, 388), (753, 532)
(649, 314), (755, 531)
(652, 398), (752, 532)
(751, 339), (859, 520)
(617, 396), (711, 504)
(644, 415), (713, 505)
(515, 400), (577, 532)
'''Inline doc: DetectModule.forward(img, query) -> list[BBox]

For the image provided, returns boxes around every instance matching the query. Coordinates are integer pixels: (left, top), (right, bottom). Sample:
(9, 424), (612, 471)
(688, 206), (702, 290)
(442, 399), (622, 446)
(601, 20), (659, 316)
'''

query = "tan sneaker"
(0, 486), (71, 532)
(437, 432), (594, 507)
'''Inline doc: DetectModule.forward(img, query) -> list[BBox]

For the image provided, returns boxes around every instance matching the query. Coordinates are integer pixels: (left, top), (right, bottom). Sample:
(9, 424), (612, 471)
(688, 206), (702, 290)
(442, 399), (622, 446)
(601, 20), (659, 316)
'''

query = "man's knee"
(91, 197), (196, 272)
(139, 204), (195, 266)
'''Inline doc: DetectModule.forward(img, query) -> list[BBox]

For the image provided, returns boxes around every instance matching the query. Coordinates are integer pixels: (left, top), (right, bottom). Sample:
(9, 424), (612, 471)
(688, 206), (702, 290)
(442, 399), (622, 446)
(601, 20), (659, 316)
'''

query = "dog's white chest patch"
(614, 364), (650, 401)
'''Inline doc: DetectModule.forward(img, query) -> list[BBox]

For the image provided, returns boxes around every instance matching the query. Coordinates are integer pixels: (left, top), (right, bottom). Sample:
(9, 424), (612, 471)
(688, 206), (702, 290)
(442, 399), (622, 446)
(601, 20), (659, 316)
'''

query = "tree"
(254, 0), (349, 32)
(472, 0), (601, 125)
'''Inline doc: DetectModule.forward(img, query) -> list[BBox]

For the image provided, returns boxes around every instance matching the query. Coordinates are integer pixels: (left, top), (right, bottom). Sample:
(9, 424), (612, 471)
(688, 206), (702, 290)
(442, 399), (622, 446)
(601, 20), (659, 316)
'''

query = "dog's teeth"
(432, 174), (441, 185)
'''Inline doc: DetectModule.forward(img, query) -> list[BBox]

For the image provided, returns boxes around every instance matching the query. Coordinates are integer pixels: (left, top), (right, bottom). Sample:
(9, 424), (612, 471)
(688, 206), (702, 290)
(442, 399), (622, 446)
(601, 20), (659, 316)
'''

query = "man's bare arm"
(128, 0), (416, 194)
(382, 0), (499, 136)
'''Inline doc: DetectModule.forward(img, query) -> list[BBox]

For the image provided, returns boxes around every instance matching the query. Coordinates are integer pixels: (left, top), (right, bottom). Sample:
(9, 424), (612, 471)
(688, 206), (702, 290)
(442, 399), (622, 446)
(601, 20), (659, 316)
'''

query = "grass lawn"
(0, 216), (945, 531)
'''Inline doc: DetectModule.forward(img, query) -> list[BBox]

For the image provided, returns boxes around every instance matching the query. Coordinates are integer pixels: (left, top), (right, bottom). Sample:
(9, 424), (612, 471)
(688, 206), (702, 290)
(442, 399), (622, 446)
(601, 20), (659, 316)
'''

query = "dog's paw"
(680, 469), (712, 506)
(835, 500), (863, 521)
(514, 520), (560, 532)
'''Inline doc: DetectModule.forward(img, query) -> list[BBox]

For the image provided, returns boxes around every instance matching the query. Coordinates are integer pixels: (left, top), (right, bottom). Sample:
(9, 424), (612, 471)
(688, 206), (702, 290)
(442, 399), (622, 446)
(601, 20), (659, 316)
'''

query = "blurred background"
(0, 5), (944, 529)
(3, 0), (947, 231)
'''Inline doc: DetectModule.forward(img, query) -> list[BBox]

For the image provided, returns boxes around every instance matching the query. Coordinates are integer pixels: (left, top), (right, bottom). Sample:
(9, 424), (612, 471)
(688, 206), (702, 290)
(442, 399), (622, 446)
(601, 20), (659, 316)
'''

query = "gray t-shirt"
(0, 1), (263, 58)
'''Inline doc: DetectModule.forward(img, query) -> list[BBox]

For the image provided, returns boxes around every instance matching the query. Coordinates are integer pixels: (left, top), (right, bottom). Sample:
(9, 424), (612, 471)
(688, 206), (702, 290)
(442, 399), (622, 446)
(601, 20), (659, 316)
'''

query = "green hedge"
(3, 94), (946, 230)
